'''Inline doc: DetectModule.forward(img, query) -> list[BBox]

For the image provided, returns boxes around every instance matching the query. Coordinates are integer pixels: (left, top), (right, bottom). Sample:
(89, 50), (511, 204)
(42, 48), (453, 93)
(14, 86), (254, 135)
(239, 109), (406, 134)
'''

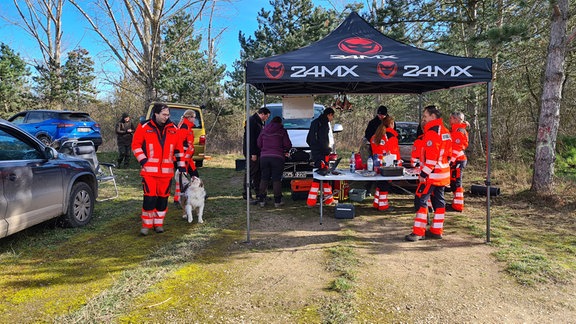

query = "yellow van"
(145, 102), (206, 167)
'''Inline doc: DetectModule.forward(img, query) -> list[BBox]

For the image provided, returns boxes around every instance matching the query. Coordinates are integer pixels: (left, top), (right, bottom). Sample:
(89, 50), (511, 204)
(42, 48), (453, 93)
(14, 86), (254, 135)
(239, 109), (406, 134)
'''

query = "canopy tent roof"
(245, 12), (492, 95)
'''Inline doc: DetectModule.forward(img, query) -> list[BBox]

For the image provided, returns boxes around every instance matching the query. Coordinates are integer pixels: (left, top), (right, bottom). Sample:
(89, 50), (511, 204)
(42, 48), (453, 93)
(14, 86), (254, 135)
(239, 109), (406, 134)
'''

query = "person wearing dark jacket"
(306, 107), (335, 168)
(256, 116), (292, 207)
(364, 105), (389, 144)
(115, 112), (135, 168)
(242, 107), (271, 201)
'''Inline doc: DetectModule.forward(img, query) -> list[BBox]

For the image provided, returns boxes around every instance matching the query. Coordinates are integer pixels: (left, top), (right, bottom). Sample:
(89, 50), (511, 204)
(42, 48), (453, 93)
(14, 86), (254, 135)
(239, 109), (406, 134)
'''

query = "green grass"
(0, 154), (575, 322)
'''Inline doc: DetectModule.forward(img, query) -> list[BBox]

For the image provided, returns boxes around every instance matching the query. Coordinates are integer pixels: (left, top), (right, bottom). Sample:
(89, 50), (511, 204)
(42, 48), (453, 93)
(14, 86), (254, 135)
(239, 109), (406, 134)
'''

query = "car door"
(0, 126), (63, 237)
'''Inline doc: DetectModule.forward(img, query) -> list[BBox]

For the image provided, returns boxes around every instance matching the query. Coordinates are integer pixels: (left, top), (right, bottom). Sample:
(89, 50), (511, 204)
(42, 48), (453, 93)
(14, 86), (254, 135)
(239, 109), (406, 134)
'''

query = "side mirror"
(333, 123), (344, 133)
(45, 146), (59, 159)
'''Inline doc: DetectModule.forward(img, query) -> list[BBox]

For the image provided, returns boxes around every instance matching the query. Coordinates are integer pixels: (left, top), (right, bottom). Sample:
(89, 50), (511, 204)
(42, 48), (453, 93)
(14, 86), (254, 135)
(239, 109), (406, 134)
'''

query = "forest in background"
(1, 0), (575, 179)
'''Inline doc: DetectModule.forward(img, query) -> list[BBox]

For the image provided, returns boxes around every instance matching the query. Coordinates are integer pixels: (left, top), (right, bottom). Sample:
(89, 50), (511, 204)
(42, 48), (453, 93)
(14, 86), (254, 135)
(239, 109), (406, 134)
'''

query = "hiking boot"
(140, 228), (149, 236)
(425, 230), (443, 239)
(173, 201), (181, 209)
(154, 227), (164, 233)
(274, 201), (285, 208)
(405, 233), (424, 242)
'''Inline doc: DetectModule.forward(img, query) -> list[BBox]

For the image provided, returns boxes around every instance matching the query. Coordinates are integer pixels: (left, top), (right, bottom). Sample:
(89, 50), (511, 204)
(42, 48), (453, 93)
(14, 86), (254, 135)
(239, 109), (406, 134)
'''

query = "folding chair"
(60, 140), (119, 201)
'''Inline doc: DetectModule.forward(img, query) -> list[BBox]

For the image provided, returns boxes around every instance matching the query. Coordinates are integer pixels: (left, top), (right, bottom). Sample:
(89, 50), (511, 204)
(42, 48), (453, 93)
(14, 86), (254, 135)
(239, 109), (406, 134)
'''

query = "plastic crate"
(291, 179), (314, 192)
(348, 189), (367, 202)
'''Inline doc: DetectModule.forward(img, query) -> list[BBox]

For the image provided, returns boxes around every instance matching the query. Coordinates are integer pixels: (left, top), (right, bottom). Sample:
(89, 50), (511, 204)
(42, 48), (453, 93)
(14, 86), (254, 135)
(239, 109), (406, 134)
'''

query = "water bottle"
(373, 154), (381, 168)
(350, 152), (355, 173)
(367, 155), (374, 172)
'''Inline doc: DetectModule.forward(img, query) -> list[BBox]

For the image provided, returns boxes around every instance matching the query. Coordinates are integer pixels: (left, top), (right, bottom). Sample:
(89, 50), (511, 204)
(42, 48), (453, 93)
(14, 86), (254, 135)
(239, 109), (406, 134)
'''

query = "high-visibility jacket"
(450, 122), (469, 163)
(370, 128), (401, 159)
(132, 119), (185, 178)
(420, 118), (452, 186)
(411, 134), (424, 168)
(178, 117), (195, 161)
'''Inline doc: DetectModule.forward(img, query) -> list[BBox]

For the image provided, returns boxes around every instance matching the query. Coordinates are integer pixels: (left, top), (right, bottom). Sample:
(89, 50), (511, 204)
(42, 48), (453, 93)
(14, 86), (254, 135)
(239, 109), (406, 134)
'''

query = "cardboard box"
(335, 203), (355, 219)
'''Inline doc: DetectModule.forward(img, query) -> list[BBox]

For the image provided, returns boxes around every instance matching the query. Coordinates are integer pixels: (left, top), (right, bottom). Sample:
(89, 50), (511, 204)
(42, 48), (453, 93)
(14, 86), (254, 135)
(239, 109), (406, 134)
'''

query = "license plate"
(77, 127), (91, 132)
(283, 171), (307, 178)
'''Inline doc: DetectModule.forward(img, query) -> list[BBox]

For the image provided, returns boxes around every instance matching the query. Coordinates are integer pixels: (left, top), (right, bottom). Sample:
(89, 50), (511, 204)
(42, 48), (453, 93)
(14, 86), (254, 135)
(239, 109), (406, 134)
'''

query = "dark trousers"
(243, 156), (261, 198)
(117, 144), (131, 167)
(258, 156), (284, 203)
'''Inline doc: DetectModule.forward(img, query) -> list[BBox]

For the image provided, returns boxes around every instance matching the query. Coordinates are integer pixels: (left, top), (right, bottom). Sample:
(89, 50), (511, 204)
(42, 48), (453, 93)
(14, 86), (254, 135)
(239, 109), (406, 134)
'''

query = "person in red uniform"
(448, 111), (469, 212)
(406, 105), (452, 241)
(132, 103), (185, 236)
(174, 109), (199, 205)
(370, 116), (401, 210)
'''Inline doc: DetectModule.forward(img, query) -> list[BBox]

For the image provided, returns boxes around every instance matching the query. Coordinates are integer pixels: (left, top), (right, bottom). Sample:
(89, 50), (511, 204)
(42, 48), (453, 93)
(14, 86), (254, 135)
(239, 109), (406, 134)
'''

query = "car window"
(267, 105), (323, 129)
(9, 115), (25, 124)
(26, 111), (46, 123)
(0, 129), (43, 161)
(397, 123), (418, 144)
(167, 108), (202, 129)
(63, 113), (93, 122)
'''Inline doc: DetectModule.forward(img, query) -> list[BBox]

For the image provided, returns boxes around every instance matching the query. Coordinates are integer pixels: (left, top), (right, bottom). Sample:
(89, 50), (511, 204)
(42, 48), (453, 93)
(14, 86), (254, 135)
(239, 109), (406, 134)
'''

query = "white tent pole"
(485, 81), (493, 243)
(245, 83), (251, 243)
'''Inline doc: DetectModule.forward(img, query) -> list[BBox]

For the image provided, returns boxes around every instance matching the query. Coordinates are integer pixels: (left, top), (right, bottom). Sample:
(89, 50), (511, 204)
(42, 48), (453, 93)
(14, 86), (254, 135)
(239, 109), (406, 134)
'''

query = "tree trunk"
(531, 0), (569, 193)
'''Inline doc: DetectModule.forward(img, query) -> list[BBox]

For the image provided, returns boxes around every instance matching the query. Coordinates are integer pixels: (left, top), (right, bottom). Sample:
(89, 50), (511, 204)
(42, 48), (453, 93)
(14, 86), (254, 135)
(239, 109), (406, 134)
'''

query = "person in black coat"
(306, 107), (335, 168)
(242, 107), (271, 201)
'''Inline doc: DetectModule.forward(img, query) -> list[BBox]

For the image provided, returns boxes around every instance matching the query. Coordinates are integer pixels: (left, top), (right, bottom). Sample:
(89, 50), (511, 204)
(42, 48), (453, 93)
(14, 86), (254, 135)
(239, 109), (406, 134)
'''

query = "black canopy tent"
(244, 12), (494, 241)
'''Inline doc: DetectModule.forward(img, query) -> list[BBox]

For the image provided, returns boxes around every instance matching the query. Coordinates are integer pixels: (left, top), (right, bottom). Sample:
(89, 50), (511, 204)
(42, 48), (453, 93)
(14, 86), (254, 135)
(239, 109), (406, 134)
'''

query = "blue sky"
(0, 0), (351, 98)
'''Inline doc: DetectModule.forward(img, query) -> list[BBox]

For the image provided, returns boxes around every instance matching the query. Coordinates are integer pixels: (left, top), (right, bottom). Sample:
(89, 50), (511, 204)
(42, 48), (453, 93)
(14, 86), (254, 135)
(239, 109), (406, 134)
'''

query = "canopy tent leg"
(245, 83), (251, 243)
(485, 81), (493, 243)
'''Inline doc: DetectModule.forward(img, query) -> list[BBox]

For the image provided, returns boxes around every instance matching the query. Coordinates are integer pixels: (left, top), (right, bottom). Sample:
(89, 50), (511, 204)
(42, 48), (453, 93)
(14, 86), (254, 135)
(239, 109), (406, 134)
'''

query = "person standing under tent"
(132, 103), (185, 236)
(242, 107), (271, 203)
(448, 111), (469, 212)
(174, 109), (199, 205)
(362, 105), (389, 195)
(370, 116), (401, 211)
(115, 112), (135, 168)
(256, 116), (292, 208)
(405, 105), (452, 241)
(306, 107), (336, 207)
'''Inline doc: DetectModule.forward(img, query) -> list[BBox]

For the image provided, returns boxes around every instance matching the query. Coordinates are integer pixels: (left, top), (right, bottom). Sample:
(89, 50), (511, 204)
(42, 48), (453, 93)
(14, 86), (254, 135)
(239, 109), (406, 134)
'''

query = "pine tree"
(0, 43), (30, 116)
(61, 48), (97, 109)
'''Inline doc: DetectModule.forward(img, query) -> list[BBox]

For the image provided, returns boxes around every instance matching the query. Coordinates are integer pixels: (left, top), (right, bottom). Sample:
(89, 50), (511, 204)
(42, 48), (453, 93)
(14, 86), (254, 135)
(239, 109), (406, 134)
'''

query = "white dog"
(176, 171), (206, 223)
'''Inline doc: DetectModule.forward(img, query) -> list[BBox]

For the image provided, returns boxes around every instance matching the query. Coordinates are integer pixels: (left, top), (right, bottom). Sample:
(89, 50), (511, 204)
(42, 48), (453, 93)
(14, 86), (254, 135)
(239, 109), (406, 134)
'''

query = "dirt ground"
(194, 201), (576, 323)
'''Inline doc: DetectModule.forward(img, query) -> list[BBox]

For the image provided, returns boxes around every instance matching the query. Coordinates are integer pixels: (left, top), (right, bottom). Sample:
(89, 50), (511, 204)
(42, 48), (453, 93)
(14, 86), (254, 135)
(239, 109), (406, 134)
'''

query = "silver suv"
(265, 103), (343, 180)
(0, 119), (98, 238)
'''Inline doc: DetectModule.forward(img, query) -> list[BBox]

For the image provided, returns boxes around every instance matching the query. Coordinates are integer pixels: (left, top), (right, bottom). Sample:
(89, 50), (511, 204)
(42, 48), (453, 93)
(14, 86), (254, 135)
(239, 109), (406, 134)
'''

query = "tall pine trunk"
(531, 0), (569, 193)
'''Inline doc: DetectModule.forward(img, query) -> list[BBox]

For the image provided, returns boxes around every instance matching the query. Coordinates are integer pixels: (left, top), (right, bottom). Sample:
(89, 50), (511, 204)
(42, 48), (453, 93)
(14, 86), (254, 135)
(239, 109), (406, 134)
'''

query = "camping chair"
(59, 140), (119, 201)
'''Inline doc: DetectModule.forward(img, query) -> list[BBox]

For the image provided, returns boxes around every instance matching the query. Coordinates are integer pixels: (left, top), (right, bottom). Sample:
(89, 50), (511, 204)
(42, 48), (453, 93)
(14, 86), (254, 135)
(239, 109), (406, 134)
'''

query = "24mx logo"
(403, 65), (473, 77)
(290, 65), (359, 78)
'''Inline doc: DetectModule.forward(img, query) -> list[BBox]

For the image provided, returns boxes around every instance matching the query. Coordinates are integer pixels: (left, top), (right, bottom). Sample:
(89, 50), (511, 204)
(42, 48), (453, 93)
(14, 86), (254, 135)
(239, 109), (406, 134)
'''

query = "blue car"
(8, 110), (103, 150)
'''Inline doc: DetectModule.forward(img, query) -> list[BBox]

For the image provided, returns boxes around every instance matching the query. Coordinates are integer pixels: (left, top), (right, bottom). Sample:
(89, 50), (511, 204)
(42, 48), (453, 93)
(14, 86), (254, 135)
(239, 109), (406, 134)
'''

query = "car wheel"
(195, 160), (203, 167)
(62, 182), (94, 227)
(37, 135), (51, 146)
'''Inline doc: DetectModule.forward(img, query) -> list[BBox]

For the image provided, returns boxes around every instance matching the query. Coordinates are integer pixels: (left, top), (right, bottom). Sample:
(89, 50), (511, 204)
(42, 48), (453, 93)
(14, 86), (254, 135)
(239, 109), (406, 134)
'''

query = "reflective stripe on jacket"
(420, 118), (452, 186)
(132, 119), (184, 178)
(178, 118), (195, 160)
(450, 122), (468, 163)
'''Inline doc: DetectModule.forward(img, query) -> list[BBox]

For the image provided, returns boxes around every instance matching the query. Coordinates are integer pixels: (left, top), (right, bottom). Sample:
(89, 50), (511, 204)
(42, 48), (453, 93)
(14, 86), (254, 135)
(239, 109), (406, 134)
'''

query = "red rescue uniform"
(412, 118), (452, 237)
(174, 117), (198, 202)
(132, 118), (185, 230)
(449, 122), (469, 211)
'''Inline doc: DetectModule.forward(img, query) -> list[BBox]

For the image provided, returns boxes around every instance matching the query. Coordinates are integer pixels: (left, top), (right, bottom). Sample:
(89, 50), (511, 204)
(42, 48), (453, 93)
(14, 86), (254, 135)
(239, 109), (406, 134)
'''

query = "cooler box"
(291, 179), (314, 201)
(335, 203), (355, 219)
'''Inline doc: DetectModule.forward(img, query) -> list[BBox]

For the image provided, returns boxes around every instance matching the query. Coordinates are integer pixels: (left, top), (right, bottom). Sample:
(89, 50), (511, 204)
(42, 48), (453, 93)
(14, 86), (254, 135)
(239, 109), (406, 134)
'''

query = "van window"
(167, 108), (202, 129)
(266, 105), (323, 130)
